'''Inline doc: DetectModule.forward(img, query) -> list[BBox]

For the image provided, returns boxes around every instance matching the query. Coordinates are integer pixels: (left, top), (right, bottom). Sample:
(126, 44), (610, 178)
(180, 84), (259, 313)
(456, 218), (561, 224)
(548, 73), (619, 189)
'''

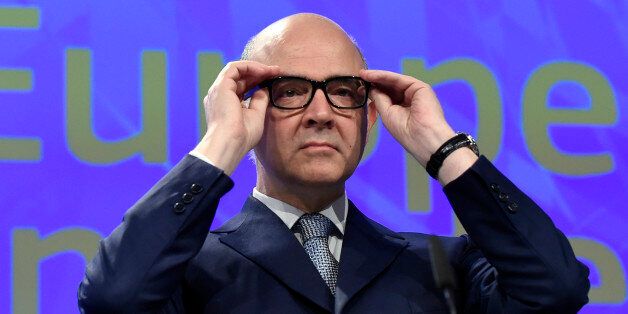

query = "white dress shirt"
(188, 151), (347, 262)
(252, 187), (346, 262)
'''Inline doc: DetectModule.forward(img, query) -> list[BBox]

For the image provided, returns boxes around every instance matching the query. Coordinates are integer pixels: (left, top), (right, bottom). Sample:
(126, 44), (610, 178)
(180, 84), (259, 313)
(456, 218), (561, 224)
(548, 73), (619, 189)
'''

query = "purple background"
(1, 1), (626, 313)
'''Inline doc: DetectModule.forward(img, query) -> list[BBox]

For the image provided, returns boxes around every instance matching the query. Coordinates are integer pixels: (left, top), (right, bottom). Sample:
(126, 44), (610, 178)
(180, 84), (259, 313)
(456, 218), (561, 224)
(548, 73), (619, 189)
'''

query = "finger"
(247, 88), (270, 116)
(223, 60), (278, 80)
(360, 69), (428, 106)
(361, 69), (429, 88)
(369, 88), (393, 116)
(235, 64), (280, 96)
(220, 61), (280, 95)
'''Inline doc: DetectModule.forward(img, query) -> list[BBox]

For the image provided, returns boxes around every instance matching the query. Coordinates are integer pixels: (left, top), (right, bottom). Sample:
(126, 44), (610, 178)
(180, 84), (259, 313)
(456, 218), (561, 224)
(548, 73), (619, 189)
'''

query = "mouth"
(300, 141), (338, 152)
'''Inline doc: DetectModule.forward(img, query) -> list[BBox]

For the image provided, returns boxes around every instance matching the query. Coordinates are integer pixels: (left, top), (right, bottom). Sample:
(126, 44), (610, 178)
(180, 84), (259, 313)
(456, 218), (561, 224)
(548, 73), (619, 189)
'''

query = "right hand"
(193, 61), (280, 174)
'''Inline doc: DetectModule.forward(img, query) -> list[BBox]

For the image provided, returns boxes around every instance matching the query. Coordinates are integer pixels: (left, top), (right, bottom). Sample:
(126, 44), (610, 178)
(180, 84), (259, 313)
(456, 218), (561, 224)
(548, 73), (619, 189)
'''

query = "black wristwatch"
(426, 132), (479, 179)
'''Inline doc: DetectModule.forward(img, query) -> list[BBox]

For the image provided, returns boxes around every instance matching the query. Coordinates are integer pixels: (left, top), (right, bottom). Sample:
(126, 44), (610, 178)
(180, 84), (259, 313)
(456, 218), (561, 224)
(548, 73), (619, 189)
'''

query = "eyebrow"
(277, 73), (359, 81)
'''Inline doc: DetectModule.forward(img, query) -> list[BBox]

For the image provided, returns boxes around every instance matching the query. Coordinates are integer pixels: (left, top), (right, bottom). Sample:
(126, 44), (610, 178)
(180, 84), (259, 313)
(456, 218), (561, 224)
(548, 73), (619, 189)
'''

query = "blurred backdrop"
(1, 1), (626, 313)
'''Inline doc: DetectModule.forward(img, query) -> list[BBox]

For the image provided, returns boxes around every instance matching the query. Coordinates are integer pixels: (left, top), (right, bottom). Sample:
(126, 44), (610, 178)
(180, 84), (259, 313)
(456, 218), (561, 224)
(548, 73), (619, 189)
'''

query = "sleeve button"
(173, 202), (185, 213)
(490, 183), (500, 192)
(182, 193), (194, 204)
(498, 193), (509, 202)
(190, 183), (203, 194)
(507, 202), (518, 213)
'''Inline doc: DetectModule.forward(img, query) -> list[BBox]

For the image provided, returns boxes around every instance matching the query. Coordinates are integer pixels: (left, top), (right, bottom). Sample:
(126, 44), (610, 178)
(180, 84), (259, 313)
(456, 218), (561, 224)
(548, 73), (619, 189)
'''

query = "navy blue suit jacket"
(78, 156), (589, 313)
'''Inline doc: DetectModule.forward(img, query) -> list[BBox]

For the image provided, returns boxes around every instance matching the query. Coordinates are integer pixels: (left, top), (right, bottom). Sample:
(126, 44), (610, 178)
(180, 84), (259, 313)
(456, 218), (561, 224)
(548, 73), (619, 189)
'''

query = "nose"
(302, 89), (334, 129)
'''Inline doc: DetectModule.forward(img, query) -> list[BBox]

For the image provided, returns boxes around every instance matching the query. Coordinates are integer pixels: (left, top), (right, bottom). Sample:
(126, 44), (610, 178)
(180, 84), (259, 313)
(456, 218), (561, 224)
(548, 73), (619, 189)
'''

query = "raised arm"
(448, 157), (589, 312)
(78, 157), (233, 313)
(360, 69), (590, 313)
(78, 61), (279, 313)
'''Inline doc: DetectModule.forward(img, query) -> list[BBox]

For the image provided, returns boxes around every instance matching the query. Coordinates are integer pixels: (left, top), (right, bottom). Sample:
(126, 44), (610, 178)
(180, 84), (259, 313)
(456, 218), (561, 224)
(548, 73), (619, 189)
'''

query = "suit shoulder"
(357, 210), (470, 253)
(398, 232), (468, 245)
(398, 232), (472, 261)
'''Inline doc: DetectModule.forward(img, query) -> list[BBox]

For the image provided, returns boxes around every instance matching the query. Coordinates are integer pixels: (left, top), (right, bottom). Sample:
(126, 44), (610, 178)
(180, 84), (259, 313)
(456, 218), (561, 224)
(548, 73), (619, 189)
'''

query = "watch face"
(466, 134), (475, 143)
(463, 133), (480, 155)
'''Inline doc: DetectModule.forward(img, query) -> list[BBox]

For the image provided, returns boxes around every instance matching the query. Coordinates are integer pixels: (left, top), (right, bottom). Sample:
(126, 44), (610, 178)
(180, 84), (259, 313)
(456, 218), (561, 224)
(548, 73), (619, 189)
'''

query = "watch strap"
(426, 133), (479, 179)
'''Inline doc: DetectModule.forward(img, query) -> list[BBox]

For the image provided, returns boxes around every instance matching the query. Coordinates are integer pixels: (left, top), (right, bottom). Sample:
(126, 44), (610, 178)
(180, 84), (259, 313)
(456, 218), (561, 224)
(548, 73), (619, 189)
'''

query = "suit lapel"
(219, 197), (334, 312)
(334, 201), (408, 313)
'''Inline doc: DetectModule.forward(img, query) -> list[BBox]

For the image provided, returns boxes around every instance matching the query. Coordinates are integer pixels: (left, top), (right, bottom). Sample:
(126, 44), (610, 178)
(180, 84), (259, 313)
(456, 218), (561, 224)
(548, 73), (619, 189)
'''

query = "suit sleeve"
(443, 156), (590, 313)
(78, 155), (234, 313)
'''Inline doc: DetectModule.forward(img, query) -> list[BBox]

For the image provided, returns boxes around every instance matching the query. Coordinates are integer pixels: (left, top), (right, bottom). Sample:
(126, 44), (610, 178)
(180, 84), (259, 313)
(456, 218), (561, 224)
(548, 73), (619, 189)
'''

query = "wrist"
(425, 132), (480, 185)
(194, 130), (248, 175)
(411, 127), (455, 166)
(438, 148), (479, 186)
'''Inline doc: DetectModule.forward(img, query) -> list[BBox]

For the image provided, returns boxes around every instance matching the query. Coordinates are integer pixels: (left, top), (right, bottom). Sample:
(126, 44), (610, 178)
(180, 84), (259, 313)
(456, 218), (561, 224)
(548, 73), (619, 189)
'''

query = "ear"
(365, 100), (378, 139)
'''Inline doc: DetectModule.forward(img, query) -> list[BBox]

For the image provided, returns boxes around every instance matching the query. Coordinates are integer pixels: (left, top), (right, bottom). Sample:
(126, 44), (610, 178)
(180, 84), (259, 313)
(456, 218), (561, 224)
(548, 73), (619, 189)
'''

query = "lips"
(300, 141), (338, 151)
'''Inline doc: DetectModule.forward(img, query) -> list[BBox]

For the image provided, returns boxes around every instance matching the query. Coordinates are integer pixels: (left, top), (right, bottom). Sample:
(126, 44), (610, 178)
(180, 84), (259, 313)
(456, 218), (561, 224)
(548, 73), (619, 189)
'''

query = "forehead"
(253, 26), (364, 80)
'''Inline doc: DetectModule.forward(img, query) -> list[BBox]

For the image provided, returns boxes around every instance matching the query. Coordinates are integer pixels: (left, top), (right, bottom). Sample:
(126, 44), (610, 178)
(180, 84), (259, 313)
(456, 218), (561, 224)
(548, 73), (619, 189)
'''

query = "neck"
(256, 173), (345, 214)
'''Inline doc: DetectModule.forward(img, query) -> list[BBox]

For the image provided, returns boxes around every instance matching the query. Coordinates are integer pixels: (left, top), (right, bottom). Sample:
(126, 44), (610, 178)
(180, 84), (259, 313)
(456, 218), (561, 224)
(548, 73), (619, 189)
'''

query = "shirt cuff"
(188, 150), (215, 166)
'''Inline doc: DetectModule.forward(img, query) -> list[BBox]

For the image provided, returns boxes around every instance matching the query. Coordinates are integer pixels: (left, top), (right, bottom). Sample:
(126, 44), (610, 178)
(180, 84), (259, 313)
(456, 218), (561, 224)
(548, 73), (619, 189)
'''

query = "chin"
(299, 173), (344, 186)
(290, 159), (351, 186)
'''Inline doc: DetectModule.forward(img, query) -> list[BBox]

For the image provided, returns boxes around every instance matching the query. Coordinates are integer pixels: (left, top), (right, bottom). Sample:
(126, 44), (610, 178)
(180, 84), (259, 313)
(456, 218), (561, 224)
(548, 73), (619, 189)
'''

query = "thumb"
(247, 88), (270, 118)
(242, 89), (270, 122)
(370, 88), (393, 120)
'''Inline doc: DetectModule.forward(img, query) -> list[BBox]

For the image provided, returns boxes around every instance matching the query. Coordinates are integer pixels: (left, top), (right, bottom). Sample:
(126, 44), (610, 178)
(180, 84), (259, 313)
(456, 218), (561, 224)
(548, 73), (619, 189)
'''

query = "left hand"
(359, 69), (455, 167)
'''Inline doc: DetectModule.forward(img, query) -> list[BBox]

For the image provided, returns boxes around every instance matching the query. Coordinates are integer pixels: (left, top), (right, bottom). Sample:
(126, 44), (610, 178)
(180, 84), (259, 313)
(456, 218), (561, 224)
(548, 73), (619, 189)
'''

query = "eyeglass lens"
(271, 77), (367, 108)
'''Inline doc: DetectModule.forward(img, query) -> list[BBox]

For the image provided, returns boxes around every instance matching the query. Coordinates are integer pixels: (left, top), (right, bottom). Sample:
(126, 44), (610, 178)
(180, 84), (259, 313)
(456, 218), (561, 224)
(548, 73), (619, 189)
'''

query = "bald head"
(241, 13), (367, 69)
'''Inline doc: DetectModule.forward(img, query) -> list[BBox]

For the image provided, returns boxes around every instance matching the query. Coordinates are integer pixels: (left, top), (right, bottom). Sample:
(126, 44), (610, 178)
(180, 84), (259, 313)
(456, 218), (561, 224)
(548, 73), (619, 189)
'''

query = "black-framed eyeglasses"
(259, 76), (371, 109)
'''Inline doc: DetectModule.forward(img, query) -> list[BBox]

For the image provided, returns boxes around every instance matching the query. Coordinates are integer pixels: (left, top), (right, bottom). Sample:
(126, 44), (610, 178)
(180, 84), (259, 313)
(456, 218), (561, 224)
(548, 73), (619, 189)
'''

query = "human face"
(253, 28), (376, 188)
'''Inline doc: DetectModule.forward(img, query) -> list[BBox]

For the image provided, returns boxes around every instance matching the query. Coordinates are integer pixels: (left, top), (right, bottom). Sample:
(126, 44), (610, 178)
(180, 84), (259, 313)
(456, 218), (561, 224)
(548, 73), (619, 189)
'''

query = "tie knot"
(295, 213), (334, 242)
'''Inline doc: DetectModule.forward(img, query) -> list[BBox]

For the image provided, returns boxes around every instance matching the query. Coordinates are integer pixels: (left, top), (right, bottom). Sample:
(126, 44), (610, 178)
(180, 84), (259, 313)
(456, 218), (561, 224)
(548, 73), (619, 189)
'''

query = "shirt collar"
(252, 187), (346, 235)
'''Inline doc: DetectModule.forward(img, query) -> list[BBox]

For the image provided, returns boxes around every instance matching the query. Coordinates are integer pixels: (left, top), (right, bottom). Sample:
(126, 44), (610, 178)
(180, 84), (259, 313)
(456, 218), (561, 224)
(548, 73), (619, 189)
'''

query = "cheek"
(262, 115), (300, 155)
(340, 117), (368, 156)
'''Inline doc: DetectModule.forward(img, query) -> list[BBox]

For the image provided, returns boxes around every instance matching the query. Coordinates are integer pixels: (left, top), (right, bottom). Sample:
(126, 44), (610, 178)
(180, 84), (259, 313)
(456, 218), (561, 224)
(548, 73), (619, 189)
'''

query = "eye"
(281, 89), (301, 98)
(332, 87), (354, 97)
(275, 87), (308, 100)
(328, 86), (356, 98)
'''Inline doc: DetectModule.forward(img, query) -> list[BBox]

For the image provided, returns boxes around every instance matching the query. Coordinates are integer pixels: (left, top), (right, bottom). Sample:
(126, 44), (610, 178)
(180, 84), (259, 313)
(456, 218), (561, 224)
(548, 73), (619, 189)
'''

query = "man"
(78, 13), (590, 313)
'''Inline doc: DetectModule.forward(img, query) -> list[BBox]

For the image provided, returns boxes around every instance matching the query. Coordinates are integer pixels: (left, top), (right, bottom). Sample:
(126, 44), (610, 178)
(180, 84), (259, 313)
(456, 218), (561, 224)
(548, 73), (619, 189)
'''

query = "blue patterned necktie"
(295, 213), (339, 295)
